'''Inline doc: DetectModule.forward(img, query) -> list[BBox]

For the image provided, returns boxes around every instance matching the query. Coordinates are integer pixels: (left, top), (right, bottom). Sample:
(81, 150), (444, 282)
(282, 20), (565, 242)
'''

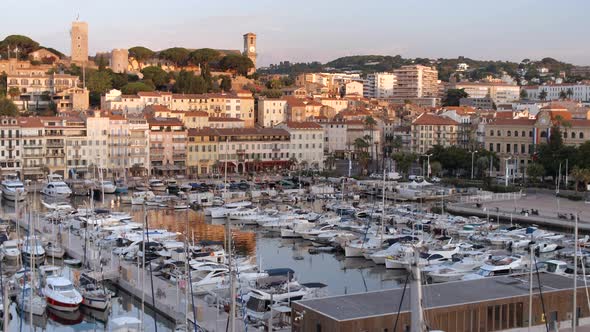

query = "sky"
(2, 0), (590, 67)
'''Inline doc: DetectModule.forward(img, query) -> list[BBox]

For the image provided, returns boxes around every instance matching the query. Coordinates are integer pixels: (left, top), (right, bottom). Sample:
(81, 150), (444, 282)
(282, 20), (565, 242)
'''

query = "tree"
(430, 161), (442, 177)
(353, 137), (369, 153)
(443, 88), (469, 106)
(188, 48), (221, 67)
(219, 75), (232, 92)
(121, 82), (155, 94)
(141, 66), (169, 88)
(325, 153), (336, 171)
(172, 70), (208, 94)
(158, 47), (190, 66)
(86, 70), (112, 94)
(539, 89), (547, 101)
(260, 89), (283, 98)
(0, 98), (18, 116)
(8, 87), (20, 99)
(570, 165), (590, 191)
(566, 88), (574, 98)
(110, 72), (129, 90)
(95, 55), (108, 71)
(392, 152), (417, 177)
(559, 90), (567, 100)
(266, 79), (283, 90)
(219, 54), (254, 76)
(128, 46), (155, 62)
(0, 35), (40, 59)
(527, 163), (545, 184)
(519, 89), (528, 100)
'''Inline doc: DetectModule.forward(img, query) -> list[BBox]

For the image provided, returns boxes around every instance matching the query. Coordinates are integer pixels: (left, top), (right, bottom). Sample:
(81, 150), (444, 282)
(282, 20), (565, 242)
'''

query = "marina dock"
(6, 211), (248, 332)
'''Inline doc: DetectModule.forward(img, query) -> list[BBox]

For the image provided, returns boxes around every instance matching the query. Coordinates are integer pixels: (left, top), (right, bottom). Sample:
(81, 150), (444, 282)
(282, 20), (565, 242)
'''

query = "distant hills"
(262, 55), (583, 82)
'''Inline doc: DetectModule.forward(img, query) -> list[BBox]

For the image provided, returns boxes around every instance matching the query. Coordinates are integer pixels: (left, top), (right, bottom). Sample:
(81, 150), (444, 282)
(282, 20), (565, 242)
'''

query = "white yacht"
(22, 236), (46, 265)
(96, 180), (117, 194)
(462, 255), (527, 280)
(1, 173), (26, 201)
(191, 264), (229, 294)
(1, 239), (21, 264)
(43, 276), (83, 312)
(41, 174), (72, 198)
(148, 179), (166, 192)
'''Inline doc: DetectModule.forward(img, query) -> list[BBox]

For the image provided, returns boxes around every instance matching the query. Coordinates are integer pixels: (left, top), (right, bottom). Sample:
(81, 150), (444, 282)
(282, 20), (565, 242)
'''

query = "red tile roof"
(284, 122), (323, 129)
(412, 113), (458, 126)
(489, 118), (536, 126)
(208, 117), (243, 122)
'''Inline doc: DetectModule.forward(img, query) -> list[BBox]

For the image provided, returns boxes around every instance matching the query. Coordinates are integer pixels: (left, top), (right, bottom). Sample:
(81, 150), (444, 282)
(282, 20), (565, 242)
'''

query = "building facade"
(71, 21), (89, 64)
(364, 72), (396, 99)
(393, 65), (439, 99)
(411, 112), (459, 153)
(277, 122), (324, 170)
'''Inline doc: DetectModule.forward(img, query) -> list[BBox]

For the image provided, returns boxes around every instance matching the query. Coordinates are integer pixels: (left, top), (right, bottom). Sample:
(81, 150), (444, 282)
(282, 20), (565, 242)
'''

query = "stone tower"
(110, 49), (129, 73)
(243, 32), (257, 74)
(71, 21), (88, 64)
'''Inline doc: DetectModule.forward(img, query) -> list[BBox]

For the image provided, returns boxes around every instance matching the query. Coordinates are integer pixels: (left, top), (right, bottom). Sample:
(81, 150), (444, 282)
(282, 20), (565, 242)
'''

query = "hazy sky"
(2, 0), (589, 67)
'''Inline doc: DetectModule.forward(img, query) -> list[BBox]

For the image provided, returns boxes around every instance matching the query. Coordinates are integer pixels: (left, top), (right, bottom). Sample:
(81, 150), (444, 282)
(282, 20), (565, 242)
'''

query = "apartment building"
(39, 117), (87, 178)
(85, 112), (110, 173)
(187, 127), (219, 176)
(276, 122), (324, 170)
(285, 97), (323, 122)
(364, 72), (396, 99)
(451, 82), (520, 105)
(393, 65), (439, 99)
(7, 72), (88, 112)
(411, 113), (459, 154)
(216, 128), (291, 173)
(0, 118), (23, 176)
(19, 117), (45, 179)
(257, 98), (288, 127)
(128, 115), (150, 176)
(148, 117), (187, 176)
(318, 120), (348, 156)
(103, 90), (255, 126)
(522, 84), (590, 102)
(485, 105), (590, 177)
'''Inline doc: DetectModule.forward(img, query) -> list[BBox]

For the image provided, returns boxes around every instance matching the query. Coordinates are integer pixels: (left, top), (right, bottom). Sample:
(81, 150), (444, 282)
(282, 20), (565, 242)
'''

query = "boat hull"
(46, 297), (81, 312)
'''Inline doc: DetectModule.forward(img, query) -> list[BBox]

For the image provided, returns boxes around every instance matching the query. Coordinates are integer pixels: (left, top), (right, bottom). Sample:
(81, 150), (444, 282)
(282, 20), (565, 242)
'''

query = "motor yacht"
(41, 174), (72, 198)
(43, 276), (83, 312)
(1, 173), (26, 201)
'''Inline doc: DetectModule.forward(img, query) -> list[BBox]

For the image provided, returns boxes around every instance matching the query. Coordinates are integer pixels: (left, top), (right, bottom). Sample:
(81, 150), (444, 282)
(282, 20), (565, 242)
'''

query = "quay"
(6, 211), (248, 332)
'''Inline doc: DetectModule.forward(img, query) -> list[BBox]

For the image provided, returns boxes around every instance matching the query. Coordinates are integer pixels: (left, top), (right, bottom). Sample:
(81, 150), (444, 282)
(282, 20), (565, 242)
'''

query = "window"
(580, 132), (584, 139)
(507, 131), (511, 137)
(529, 131), (533, 137)
(497, 130), (501, 136)
(507, 144), (511, 153)
(522, 131), (525, 137)
(489, 143), (493, 151)
(514, 131), (518, 137)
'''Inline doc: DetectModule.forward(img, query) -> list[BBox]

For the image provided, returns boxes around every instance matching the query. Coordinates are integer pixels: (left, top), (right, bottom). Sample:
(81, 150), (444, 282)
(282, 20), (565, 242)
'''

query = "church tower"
(71, 21), (88, 64)
(243, 33), (257, 74)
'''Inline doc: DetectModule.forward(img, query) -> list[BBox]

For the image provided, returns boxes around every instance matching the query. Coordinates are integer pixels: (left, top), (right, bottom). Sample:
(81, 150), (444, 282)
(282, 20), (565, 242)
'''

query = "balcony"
(151, 154), (164, 161)
(173, 153), (187, 159)
(172, 138), (186, 143)
(236, 149), (245, 154)
(46, 142), (65, 148)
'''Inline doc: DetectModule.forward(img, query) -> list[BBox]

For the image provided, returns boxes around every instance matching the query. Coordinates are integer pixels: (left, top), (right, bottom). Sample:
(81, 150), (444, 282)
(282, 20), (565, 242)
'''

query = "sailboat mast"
(528, 244), (533, 329)
(573, 213), (579, 330)
(410, 247), (425, 332)
(380, 169), (386, 243)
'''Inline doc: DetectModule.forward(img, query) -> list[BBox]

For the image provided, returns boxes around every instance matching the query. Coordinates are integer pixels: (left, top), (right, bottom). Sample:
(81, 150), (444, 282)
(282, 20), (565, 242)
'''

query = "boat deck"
(295, 273), (581, 322)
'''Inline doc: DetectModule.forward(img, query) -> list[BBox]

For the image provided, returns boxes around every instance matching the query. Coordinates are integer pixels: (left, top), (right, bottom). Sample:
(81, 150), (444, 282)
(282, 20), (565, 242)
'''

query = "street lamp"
(421, 154), (432, 178)
(470, 150), (478, 180)
(504, 156), (512, 187)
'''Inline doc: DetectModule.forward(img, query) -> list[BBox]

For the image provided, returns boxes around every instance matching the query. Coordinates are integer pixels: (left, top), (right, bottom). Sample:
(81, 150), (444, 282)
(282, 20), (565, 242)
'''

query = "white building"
(364, 72), (396, 99)
(257, 98), (288, 127)
(277, 122), (324, 170)
(522, 84), (590, 102)
(85, 112), (110, 171)
(0, 118), (23, 176)
(319, 120), (348, 156)
(451, 82), (520, 105)
(343, 81), (364, 96)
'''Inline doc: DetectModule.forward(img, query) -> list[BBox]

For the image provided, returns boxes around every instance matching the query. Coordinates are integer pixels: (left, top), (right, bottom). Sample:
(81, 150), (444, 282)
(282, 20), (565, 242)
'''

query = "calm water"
(2, 193), (402, 331)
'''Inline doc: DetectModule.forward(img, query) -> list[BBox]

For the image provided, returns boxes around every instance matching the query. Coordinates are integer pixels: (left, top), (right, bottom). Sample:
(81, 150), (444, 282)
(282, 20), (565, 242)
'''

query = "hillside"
(262, 55), (582, 82)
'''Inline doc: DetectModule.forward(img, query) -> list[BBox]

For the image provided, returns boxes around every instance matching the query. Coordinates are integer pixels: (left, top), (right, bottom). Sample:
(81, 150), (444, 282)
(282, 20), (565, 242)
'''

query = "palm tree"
(325, 153), (336, 171)
(539, 89), (547, 101)
(559, 91), (567, 100)
(566, 88), (574, 99)
(289, 156), (298, 171)
(571, 166), (590, 192)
